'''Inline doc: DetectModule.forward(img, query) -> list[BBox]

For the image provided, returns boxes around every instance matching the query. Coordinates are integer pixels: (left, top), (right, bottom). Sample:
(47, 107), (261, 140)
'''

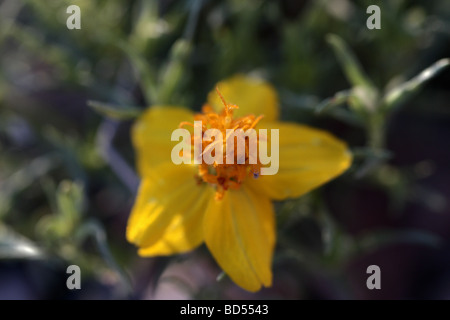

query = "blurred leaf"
(383, 58), (450, 111)
(326, 34), (375, 90)
(0, 155), (60, 218)
(351, 147), (393, 159)
(157, 39), (193, 104)
(87, 100), (142, 120)
(130, 0), (165, 52)
(96, 120), (139, 193)
(354, 150), (392, 179)
(36, 181), (84, 239)
(327, 35), (379, 114)
(0, 0), (25, 41)
(56, 181), (84, 224)
(43, 128), (87, 183)
(279, 90), (319, 109)
(0, 223), (44, 260)
(40, 178), (58, 214)
(351, 85), (379, 113)
(76, 220), (132, 296)
(183, 0), (203, 41)
(281, 90), (364, 127)
(356, 229), (441, 253)
(216, 271), (226, 282)
(318, 208), (338, 257)
(316, 89), (352, 113)
(117, 41), (157, 104)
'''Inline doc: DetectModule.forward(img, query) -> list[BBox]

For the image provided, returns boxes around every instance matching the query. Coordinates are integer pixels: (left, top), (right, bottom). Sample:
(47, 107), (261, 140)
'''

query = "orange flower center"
(180, 89), (264, 200)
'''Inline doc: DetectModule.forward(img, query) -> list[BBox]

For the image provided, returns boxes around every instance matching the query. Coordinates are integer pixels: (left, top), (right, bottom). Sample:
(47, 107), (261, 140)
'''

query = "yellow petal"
(127, 163), (212, 256)
(132, 106), (194, 177)
(247, 121), (352, 200)
(203, 185), (275, 292)
(207, 74), (279, 121)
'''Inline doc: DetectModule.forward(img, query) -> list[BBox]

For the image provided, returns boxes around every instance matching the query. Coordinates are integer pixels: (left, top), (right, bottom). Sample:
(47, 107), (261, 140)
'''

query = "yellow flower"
(127, 74), (352, 292)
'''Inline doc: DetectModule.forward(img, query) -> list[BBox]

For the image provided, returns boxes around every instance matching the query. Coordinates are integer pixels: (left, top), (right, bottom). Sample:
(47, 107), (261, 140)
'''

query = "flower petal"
(132, 106), (194, 177)
(127, 163), (212, 256)
(247, 121), (352, 200)
(203, 185), (275, 292)
(207, 74), (279, 121)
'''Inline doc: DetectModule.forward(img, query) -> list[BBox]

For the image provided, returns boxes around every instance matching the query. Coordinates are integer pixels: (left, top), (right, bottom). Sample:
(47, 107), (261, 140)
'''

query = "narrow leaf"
(88, 100), (142, 120)
(117, 41), (157, 104)
(157, 39), (193, 104)
(281, 90), (364, 127)
(354, 149), (392, 179)
(326, 34), (375, 89)
(0, 224), (44, 260)
(316, 89), (352, 113)
(356, 229), (441, 254)
(383, 58), (450, 110)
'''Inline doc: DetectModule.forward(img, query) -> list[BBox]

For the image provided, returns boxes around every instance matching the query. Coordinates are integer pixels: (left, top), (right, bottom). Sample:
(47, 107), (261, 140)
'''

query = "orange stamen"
(180, 88), (265, 200)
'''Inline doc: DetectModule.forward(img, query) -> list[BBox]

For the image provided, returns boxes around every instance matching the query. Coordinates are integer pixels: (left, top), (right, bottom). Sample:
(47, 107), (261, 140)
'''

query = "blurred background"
(1, 0), (449, 299)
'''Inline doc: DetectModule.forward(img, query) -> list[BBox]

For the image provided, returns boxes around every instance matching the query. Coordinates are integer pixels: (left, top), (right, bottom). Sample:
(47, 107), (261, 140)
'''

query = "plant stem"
(368, 114), (385, 151)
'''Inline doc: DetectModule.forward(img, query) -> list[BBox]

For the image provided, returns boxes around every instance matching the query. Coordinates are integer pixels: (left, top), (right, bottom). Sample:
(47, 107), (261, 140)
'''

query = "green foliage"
(37, 180), (84, 239)
(1, 0), (449, 298)
(383, 58), (450, 111)
(88, 100), (142, 120)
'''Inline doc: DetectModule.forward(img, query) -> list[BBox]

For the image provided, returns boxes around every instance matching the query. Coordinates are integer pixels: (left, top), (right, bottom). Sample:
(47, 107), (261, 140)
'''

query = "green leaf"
(0, 223), (44, 260)
(383, 58), (450, 111)
(316, 89), (352, 113)
(326, 34), (375, 90)
(87, 100), (142, 120)
(0, 155), (60, 218)
(129, 1), (162, 52)
(281, 90), (364, 127)
(116, 40), (157, 104)
(36, 180), (85, 239)
(56, 181), (84, 226)
(157, 39), (193, 104)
